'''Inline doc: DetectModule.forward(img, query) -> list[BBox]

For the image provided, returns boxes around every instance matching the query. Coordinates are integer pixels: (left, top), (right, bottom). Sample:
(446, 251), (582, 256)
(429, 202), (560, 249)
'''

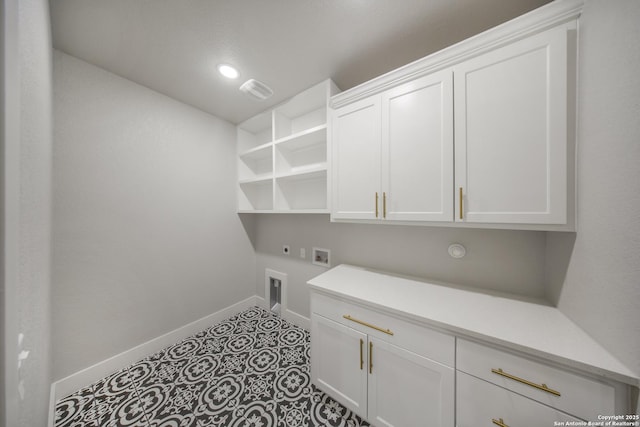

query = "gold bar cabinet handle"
(492, 418), (509, 427)
(459, 187), (464, 219)
(359, 339), (364, 370)
(369, 341), (373, 374)
(383, 192), (387, 218)
(343, 315), (394, 336)
(375, 192), (379, 218)
(491, 368), (561, 396)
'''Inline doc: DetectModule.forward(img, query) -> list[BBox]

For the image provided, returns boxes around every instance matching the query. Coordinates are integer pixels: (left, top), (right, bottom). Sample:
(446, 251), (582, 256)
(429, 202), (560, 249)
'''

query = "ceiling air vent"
(239, 79), (274, 101)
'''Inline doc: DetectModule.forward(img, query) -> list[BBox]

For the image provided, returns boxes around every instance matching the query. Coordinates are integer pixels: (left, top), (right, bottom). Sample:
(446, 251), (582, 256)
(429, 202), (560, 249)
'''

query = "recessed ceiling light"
(217, 64), (239, 79)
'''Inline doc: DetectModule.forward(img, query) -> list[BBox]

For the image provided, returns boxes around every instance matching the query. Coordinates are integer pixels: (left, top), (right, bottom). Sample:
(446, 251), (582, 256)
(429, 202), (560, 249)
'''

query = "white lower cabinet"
(455, 338), (626, 426)
(309, 266), (636, 427)
(311, 294), (455, 427)
(367, 338), (454, 427)
(457, 371), (581, 427)
(311, 306), (628, 427)
(312, 314), (368, 415)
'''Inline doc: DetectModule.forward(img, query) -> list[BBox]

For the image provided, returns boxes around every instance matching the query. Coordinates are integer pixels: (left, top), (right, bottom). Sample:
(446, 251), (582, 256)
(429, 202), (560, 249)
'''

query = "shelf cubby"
(237, 111), (272, 152)
(275, 125), (327, 176)
(236, 79), (339, 213)
(275, 170), (328, 212)
(238, 179), (273, 212)
(238, 143), (273, 182)
(273, 82), (330, 140)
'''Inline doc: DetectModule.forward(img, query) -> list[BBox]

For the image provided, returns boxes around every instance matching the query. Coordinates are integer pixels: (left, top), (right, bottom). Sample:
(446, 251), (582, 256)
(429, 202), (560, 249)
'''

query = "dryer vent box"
(240, 79), (274, 101)
(265, 269), (287, 316)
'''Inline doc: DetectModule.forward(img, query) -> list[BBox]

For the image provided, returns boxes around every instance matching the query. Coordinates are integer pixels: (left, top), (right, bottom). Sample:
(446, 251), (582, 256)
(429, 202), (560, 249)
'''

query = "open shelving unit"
(237, 79), (339, 213)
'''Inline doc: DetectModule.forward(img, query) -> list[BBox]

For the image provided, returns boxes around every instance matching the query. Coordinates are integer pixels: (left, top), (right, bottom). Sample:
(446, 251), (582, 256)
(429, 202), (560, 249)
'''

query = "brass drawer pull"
(369, 341), (373, 374)
(492, 418), (509, 427)
(343, 315), (394, 336)
(375, 192), (379, 218)
(359, 339), (364, 370)
(459, 187), (464, 219)
(383, 192), (387, 218)
(491, 368), (561, 396)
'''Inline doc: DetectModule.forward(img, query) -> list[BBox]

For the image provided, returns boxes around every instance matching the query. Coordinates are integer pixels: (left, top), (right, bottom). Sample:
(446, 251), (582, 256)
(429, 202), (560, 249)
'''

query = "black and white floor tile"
(55, 307), (370, 427)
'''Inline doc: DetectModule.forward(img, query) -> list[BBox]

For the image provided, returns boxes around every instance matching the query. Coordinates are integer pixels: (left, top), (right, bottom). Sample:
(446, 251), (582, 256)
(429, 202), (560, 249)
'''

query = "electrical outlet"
(282, 245), (290, 255)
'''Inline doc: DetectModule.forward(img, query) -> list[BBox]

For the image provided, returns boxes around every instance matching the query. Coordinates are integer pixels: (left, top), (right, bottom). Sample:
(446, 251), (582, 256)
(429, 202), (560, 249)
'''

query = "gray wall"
(549, 1), (640, 379)
(52, 51), (256, 380)
(1, 0), (9, 423)
(2, 0), (54, 426)
(253, 214), (548, 318)
(17, 0), (54, 421)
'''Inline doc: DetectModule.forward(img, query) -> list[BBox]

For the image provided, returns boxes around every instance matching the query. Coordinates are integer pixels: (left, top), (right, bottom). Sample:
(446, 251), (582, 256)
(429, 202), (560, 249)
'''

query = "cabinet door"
(331, 96), (382, 220)
(311, 314), (368, 416)
(382, 71), (454, 222)
(367, 338), (454, 427)
(454, 25), (568, 224)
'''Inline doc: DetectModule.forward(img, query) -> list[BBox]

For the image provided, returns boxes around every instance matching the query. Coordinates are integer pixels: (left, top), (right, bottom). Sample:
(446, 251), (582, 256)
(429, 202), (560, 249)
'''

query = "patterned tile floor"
(55, 306), (370, 427)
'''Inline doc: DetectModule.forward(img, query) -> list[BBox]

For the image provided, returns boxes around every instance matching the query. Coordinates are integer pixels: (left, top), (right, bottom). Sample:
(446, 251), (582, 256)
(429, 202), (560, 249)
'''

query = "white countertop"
(308, 264), (639, 387)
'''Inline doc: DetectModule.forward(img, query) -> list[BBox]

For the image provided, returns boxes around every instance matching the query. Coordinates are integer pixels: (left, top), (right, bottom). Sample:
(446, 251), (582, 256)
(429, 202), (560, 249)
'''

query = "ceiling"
(50, 0), (552, 124)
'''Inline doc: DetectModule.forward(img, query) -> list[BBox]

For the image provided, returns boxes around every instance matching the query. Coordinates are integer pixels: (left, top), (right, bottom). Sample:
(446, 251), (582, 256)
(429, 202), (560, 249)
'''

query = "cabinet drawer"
(311, 292), (454, 367)
(457, 339), (615, 420)
(457, 371), (581, 427)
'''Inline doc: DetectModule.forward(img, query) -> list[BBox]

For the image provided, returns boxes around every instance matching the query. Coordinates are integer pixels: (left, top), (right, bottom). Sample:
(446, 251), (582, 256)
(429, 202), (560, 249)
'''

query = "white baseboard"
(48, 382), (56, 427)
(284, 308), (311, 331)
(51, 296), (260, 401)
(254, 295), (310, 330)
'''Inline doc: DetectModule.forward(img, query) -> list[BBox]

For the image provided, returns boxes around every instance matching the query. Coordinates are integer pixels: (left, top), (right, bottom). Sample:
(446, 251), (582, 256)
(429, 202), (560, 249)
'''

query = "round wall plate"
(448, 243), (466, 259)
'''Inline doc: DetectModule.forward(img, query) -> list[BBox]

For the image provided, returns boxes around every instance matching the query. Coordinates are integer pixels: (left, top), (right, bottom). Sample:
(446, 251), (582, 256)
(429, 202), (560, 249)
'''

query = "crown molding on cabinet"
(331, 0), (584, 109)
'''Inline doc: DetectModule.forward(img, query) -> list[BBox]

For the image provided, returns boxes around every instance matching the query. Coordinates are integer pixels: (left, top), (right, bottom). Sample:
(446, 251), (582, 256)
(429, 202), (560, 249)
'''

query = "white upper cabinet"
(382, 71), (453, 222)
(330, 96), (382, 220)
(454, 25), (569, 225)
(331, 71), (453, 222)
(328, 0), (580, 230)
